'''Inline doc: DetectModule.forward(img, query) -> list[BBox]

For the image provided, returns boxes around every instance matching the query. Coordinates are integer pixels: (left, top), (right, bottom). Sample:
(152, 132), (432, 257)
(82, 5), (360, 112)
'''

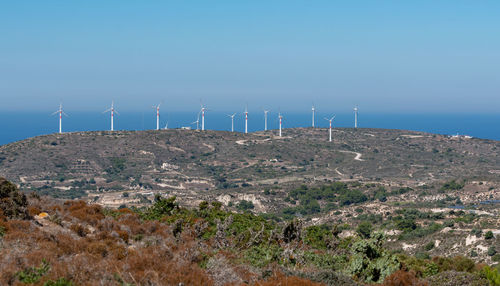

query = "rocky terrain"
(1, 127), (500, 283)
(1, 128), (499, 210)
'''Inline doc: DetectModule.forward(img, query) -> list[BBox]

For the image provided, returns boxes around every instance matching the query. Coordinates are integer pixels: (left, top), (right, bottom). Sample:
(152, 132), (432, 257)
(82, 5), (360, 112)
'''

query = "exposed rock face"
(0, 177), (29, 219)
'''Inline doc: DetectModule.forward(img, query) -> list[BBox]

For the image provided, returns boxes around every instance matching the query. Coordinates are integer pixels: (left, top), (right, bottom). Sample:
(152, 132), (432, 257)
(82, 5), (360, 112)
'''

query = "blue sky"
(0, 1), (499, 113)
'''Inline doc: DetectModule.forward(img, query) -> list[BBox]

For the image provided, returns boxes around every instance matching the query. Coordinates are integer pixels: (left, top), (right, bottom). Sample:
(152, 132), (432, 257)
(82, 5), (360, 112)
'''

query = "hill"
(0, 128), (499, 210)
(0, 177), (497, 286)
(1, 128), (500, 284)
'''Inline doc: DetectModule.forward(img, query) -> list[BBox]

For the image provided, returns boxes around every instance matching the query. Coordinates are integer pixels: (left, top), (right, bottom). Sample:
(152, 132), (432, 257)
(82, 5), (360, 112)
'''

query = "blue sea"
(1, 111), (499, 146)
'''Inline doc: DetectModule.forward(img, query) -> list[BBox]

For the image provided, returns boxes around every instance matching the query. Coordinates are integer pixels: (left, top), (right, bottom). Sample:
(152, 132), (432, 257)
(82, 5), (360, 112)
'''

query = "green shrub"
(347, 233), (400, 283)
(415, 252), (430, 260)
(485, 230), (494, 240)
(140, 195), (179, 220)
(236, 200), (254, 212)
(356, 221), (373, 239)
(304, 225), (332, 249)
(488, 246), (497, 257)
(244, 245), (282, 267)
(424, 241), (435, 251)
(44, 278), (73, 286)
(16, 259), (50, 283)
(481, 266), (500, 286)
(439, 180), (465, 192)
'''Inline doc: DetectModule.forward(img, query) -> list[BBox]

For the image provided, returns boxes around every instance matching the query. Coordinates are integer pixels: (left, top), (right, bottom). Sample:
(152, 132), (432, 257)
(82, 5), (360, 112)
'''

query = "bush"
(339, 189), (368, 206)
(304, 225), (332, 249)
(0, 177), (30, 219)
(347, 233), (400, 283)
(16, 259), (50, 283)
(424, 241), (435, 251)
(381, 270), (427, 286)
(485, 231), (494, 240)
(395, 218), (417, 232)
(488, 246), (497, 257)
(439, 180), (465, 192)
(141, 195), (179, 220)
(481, 266), (500, 286)
(236, 200), (255, 212)
(357, 221), (373, 239)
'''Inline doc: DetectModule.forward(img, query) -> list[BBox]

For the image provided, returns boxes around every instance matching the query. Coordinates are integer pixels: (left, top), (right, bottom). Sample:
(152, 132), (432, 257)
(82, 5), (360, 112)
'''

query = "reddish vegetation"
(0, 198), (213, 285)
(0, 197), (323, 285)
(381, 270), (428, 286)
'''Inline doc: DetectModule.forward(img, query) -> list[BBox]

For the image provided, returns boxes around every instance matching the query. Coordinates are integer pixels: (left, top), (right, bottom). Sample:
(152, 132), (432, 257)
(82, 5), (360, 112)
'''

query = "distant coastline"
(1, 112), (499, 145)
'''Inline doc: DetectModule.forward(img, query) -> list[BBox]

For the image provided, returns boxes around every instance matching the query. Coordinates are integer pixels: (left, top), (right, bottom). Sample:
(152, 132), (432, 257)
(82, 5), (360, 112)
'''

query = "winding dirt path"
(339, 150), (365, 161)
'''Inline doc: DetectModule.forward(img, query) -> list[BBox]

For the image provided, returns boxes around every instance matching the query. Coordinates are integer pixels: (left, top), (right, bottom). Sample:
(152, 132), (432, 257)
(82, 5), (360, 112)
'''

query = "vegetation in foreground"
(1, 178), (499, 285)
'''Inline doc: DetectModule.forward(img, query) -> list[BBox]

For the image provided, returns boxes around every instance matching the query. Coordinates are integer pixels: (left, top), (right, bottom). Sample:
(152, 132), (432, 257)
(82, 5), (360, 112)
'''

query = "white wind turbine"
(199, 101), (211, 131)
(312, 104), (315, 128)
(153, 103), (161, 130)
(354, 106), (358, 128)
(263, 109), (270, 131)
(103, 101), (118, 131)
(228, 113), (236, 132)
(51, 103), (68, 134)
(324, 115), (336, 142)
(244, 105), (249, 134)
(191, 111), (200, 131)
(278, 112), (283, 137)
(200, 103), (206, 131)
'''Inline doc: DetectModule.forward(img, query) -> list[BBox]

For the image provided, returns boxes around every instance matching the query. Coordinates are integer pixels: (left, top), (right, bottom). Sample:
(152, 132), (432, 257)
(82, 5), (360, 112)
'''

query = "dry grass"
(0, 199), (326, 285)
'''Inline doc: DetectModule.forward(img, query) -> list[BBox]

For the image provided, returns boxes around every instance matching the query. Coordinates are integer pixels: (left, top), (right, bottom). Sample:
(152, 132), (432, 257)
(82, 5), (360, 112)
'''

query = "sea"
(1, 111), (499, 146)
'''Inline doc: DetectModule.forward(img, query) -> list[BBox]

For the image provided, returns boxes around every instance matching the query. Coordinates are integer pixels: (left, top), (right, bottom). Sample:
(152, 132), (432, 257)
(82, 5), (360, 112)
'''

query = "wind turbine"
(153, 103), (161, 130)
(191, 111), (200, 130)
(354, 106), (358, 128)
(51, 103), (68, 134)
(164, 122), (169, 130)
(263, 109), (270, 131)
(312, 104), (315, 128)
(103, 101), (118, 131)
(244, 105), (249, 134)
(278, 112), (283, 137)
(324, 115), (336, 142)
(200, 103), (206, 131)
(228, 113), (236, 132)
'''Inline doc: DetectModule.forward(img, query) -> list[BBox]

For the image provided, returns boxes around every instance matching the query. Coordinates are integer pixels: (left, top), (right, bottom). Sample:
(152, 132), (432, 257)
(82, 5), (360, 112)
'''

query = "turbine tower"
(263, 110), (270, 131)
(228, 113), (236, 132)
(244, 105), (248, 134)
(278, 113), (283, 137)
(51, 103), (68, 134)
(200, 103), (206, 131)
(153, 103), (161, 130)
(312, 105), (315, 128)
(354, 106), (358, 128)
(103, 101), (118, 131)
(324, 115), (336, 142)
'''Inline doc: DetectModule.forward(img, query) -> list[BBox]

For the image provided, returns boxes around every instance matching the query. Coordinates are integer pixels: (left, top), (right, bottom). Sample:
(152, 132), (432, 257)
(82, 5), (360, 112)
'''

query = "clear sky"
(0, 1), (499, 113)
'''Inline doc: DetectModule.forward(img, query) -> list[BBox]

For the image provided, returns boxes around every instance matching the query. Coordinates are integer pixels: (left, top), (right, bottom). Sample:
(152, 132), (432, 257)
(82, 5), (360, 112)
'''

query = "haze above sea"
(0, 112), (499, 146)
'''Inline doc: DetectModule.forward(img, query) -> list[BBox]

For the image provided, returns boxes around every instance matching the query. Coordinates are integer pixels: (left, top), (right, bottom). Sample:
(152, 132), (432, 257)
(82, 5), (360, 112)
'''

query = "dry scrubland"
(1, 177), (499, 286)
(0, 128), (500, 285)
